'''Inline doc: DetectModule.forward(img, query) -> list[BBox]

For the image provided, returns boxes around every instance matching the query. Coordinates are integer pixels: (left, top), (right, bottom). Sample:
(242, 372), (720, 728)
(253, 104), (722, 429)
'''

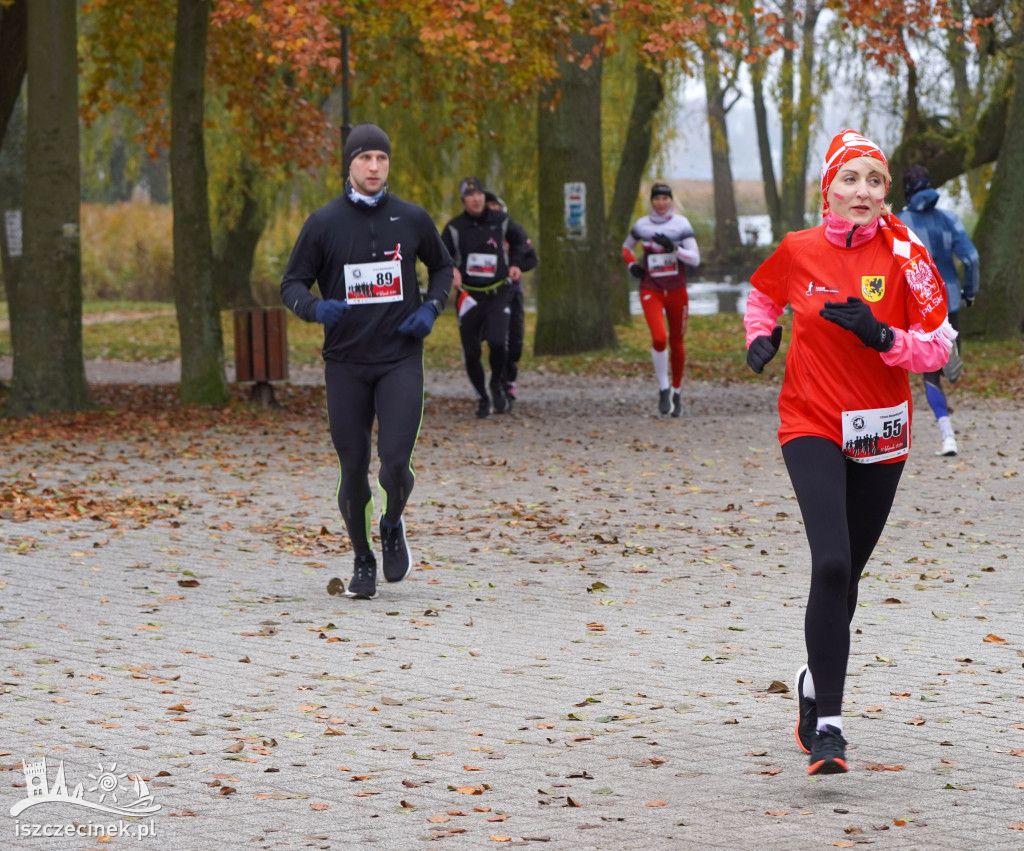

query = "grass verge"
(0, 301), (1020, 398)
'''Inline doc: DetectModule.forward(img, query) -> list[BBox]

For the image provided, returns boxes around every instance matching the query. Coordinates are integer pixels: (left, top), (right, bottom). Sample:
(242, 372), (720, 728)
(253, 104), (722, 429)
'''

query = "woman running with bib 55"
(744, 130), (955, 775)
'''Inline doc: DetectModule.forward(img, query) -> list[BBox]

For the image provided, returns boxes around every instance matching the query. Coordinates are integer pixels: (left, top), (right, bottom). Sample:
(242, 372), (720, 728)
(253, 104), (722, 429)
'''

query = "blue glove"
(746, 325), (783, 374)
(315, 299), (349, 328)
(398, 299), (442, 340)
(628, 263), (645, 280)
(820, 296), (894, 352)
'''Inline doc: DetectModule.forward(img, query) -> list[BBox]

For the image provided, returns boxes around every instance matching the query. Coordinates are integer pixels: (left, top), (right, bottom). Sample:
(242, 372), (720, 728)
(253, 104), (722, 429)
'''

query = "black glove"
(746, 325), (783, 374)
(652, 233), (675, 251)
(820, 296), (894, 352)
(628, 263), (645, 280)
(962, 292), (974, 308)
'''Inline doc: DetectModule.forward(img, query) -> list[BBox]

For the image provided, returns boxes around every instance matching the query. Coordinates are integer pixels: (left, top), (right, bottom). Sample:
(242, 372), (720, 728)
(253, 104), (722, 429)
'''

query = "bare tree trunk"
(963, 55), (1024, 340)
(703, 53), (741, 260)
(5, 0), (90, 416)
(778, 0), (822, 232)
(213, 154), (266, 309)
(750, 55), (781, 241)
(171, 0), (227, 404)
(0, 94), (25, 364)
(606, 59), (664, 324)
(778, 0), (798, 231)
(892, 71), (1008, 187)
(0, 0), (27, 147)
(792, 2), (820, 223)
(534, 26), (616, 355)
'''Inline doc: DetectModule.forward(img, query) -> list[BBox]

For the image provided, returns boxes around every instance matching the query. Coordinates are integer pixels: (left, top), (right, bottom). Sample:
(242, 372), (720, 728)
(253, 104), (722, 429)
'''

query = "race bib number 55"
(344, 259), (403, 304)
(842, 401), (909, 463)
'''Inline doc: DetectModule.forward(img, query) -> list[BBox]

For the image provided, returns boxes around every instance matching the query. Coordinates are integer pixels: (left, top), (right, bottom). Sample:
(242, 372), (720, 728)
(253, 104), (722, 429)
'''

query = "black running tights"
(458, 288), (512, 399)
(782, 437), (905, 717)
(325, 354), (424, 554)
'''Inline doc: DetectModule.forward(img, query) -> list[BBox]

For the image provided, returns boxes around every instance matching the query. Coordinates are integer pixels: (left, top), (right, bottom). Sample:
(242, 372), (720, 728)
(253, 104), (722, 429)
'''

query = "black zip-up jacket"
(280, 188), (453, 364)
(441, 207), (529, 288)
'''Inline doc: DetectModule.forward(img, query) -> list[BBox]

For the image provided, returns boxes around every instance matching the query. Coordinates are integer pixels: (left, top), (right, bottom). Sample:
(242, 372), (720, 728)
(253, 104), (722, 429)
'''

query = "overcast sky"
(663, 92), (901, 181)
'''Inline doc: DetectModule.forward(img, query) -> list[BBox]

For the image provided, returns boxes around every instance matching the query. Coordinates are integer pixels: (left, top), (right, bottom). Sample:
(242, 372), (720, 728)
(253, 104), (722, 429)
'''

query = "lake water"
(630, 279), (753, 316)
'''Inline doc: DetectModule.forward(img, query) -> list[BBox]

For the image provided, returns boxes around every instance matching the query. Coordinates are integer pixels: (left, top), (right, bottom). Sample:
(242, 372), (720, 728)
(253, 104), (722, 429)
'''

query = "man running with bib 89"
(280, 123), (453, 600)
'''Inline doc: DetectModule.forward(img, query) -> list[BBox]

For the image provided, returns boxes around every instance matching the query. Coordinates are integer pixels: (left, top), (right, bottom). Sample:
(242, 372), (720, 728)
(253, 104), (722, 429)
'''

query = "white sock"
(672, 385), (681, 394)
(801, 667), (816, 701)
(817, 715), (843, 733)
(938, 415), (954, 440)
(651, 348), (669, 390)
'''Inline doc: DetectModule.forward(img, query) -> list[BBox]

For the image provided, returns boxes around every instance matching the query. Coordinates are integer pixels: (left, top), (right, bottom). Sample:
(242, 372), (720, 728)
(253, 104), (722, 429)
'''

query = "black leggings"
(782, 437), (905, 717)
(506, 288), (525, 383)
(459, 286), (513, 398)
(325, 354), (424, 554)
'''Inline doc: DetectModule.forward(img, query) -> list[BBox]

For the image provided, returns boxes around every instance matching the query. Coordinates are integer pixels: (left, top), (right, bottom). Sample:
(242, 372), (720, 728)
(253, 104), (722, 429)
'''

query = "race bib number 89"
(344, 259), (403, 304)
(842, 401), (909, 463)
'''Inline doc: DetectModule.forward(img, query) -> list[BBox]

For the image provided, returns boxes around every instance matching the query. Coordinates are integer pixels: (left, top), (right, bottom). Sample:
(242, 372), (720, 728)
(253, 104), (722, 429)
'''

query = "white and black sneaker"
(380, 517), (412, 583)
(345, 552), (377, 599)
(671, 391), (683, 418)
(794, 664), (817, 755)
(658, 388), (671, 414)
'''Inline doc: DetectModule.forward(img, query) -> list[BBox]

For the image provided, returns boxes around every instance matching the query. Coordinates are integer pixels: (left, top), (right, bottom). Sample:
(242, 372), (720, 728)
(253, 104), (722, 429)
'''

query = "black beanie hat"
(345, 122), (391, 165)
(902, 165), (932, 201)
(650, 182), (673, 200)
(459, 176), (484, 196)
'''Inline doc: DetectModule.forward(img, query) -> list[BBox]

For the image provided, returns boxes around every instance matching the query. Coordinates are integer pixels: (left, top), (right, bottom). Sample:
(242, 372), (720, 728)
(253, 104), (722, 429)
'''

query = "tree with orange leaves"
(829, 0), (1023, 338)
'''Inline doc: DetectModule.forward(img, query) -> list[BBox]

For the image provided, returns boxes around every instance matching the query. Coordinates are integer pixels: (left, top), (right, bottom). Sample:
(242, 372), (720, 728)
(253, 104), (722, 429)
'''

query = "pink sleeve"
(744, 288), (785, 347)
(879, 318), (956, 372)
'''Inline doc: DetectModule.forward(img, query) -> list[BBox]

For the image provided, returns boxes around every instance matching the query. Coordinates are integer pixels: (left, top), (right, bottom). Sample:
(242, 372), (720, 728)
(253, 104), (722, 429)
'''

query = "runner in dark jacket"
(485, 191), (538, 404)
(280, 123), (453, 600)
(442, 177), (529, 417)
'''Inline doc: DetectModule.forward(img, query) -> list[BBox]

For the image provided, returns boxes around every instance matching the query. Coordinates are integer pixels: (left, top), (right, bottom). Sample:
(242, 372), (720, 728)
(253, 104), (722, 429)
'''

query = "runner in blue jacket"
(896, 165), (979, 457)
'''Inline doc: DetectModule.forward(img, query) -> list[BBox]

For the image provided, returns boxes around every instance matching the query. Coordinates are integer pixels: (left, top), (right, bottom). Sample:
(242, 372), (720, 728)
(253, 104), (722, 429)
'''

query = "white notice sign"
(564, 182), (586, 240)
(4, 209), (22, 258)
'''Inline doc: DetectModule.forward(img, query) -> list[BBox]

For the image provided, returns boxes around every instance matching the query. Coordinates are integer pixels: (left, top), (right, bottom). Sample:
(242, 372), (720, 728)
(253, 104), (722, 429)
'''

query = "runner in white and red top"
(622, 182), (701, 417)
(744, 129), (955, 776)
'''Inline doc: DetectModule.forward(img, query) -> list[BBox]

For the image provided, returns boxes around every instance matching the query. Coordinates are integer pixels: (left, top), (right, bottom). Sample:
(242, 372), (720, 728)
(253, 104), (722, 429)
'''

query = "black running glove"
(819, 296), (894, 352)
(628, 263), (645, 280)
(746, 325), (783, 374)
(652, 233), (675, 251)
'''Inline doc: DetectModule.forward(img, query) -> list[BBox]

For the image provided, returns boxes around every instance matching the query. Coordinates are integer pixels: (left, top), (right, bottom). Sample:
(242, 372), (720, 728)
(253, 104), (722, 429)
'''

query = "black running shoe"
(807, 725), (848, 775)
(671, 391), (682, 418)
(380, 517), (412, 583)
(795, 664), (817, 754)
(345, 552), (377, 599)
(658, 388), (671, 414)
(490, 378), (508, 414)
(476, 396), (491, 418)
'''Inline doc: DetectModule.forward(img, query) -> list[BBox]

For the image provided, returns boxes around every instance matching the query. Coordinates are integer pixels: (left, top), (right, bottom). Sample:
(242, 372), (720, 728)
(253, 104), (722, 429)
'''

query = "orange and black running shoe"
(807, 725), (848, 776)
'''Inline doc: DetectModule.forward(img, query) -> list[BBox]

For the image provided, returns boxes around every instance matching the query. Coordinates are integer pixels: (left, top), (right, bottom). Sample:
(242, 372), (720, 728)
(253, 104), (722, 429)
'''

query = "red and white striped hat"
(820, 129), (889, 215)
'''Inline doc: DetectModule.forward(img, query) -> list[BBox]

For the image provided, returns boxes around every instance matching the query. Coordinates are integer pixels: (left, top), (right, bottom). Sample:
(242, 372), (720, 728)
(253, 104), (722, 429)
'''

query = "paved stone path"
(1, 369), (1022, 849)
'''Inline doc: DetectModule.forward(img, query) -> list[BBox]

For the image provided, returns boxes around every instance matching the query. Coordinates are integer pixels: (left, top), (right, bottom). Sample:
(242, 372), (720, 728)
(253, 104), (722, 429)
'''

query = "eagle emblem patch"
(861, 276), (885, 302)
